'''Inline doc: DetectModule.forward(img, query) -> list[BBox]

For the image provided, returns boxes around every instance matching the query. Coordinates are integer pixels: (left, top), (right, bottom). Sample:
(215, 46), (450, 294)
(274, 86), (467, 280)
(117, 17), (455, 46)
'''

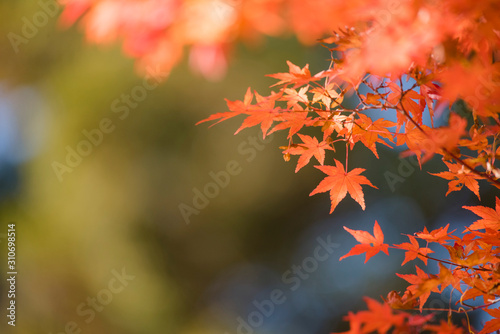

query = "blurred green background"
(0, 2), (497, 334)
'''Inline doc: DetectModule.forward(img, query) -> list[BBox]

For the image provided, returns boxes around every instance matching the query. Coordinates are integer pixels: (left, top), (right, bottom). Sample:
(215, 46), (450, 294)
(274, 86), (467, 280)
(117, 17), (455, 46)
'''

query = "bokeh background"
(0, 1), (498, 333)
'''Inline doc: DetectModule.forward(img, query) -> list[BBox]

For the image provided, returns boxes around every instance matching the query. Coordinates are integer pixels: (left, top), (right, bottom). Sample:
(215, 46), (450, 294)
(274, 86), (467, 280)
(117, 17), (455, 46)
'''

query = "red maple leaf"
(285, 134), (334, 172)
(430, 162), (483, 200)
(396, 265), (437, 311)
(463, 197), (500, 231)
(340, 221), (389, 263)
(395, 235), (434, 266)
(425, 320), (465, 334)
(415, 224), (456, 244)
(356, 297), (406, 334)
(334, 311), (362, 334)
(479, 308), (500, 334)
(310, 159), (377, 212)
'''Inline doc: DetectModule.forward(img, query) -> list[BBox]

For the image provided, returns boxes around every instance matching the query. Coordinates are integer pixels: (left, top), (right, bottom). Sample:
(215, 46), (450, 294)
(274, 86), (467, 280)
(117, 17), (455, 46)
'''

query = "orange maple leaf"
(284, 134), (334, 172)
(398, 114), (467, 165)
(282, 86), (309, 108)
(356, 297), (406, 334)
(430, 162), (483, 200)
(395, 235), (434, 266)
(427, 113), (467, 153)
(425, 320), (464, 334)
(351, 113), (395, 158)
(310, 159), (377, 212)
(463, 197), (500, 231)
(197, 89), (282, 138)
(234, 91), (282, 138)
(396, 265), (437, 311)
(267, 60), (318, 87)
(196, 87), (255, 127)
(479, 308), (500, 334)
(310, 83), (343, 108)
(269, 106), (314, 138)
(415, 224), (456, 244)
(340, 221), (389, 263)
(334, 311), (362, 334)
(384, 290), (418, 310)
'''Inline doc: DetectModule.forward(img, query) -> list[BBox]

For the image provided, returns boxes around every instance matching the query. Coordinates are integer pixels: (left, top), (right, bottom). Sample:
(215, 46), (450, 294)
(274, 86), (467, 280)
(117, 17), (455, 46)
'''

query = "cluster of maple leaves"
(196, 59), (500, 332)
(194, 7), (500, 334)
(61, 0), (500, 333)
(339, 214), (500, 334)
(199, 57), (499, 210)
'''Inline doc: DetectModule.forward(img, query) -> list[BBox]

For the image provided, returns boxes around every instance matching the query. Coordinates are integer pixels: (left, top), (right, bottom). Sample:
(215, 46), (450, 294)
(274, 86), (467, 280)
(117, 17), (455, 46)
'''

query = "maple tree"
(61, 0), (500, 332)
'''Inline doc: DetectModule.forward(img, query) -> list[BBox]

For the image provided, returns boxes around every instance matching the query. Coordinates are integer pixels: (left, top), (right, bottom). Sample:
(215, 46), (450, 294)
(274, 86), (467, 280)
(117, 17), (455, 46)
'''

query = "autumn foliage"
(62, 0), (500, 332)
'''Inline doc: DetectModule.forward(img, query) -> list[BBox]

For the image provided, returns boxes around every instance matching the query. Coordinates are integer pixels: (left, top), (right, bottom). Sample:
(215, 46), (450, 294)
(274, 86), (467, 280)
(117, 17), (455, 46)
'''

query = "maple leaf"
(384, 290), (418, 310)
(463, 197), (500, 231)
(407, 313), (435, 327)
(415, 224), (456, 244)
(396, 265), (438, 311)
(310, 159), (377, 212)
(283, 86), (309, 108)
(234, 91), (282, 138)
(425, 113), (467, 158)
(439, 60), (500, 118)
(399, 263), (460, 312)
(395, 235), (434, 266)
(334, 311), (362, 334)
(351, 113), (395, 158)
(360, 92), (383, 106)
(234, 109), (281, 138)
(196, 87), (254, 126)
(267, 61), (318, 87)
(469, 229), (500, 247)
(479, 308), (500, 334)
(339, 221), (389, 263)
(319, 113), (354, 141)
(285, 134), (334, 172)
(419, 82), (441, 127)
(430, 162), (483, 200)
(396, 124), (431, 166)
(198, 89), (283, 138)
(435, 262), (461, 293)
(386, 81), (424, 128)
(425, 320), (464, 334)
(310, 83), (343, 108)
(269, 105), (313, 138)
(444, 243), (499, 268)
(400, 114), (467, 164)
(355, 297), (406, 334)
